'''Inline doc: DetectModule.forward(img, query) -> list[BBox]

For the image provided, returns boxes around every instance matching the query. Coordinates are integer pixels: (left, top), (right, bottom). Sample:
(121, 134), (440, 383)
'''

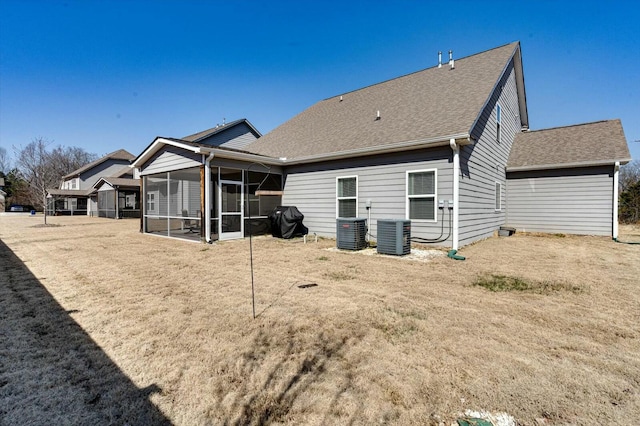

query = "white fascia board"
(506, 157), (632, 172)
(202, 147), (283, 165)
(131, 137), (203, 168)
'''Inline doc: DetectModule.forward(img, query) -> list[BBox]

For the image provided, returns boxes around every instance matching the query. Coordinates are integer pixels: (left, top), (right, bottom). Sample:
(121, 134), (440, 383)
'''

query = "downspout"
(204, 152), (215, 243)
(448, 138), (465, 260)
(613, 161), (620, 241)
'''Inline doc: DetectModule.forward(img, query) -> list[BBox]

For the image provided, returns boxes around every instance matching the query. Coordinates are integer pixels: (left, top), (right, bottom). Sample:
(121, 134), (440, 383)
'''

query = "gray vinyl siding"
(506, 166), (614, 236)
(78, 159), (132, 189)
(282, 147), (453, 245)
(459, 59), (522, 246)
(197, 123), (259, 150)
(140, 146), (202, 175)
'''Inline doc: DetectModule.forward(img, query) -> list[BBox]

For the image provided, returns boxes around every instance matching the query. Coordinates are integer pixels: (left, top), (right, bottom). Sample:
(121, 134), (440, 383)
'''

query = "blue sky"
(1, 0), (639, 162)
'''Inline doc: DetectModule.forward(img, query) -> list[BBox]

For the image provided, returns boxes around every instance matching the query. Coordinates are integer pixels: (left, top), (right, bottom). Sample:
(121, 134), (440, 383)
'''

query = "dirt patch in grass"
(1, 216), (639, 425)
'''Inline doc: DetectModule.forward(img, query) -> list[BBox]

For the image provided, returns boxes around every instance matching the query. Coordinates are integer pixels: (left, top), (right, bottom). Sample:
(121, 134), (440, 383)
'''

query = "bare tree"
(620, 160), (640, 192)
(49, 146), (97, 180)
(14, 138), (57, 224)
(0, 146), (9, 173)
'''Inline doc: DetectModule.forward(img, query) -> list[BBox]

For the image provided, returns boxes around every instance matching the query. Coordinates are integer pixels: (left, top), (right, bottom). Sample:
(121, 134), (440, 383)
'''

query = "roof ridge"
(323, 41), (520, 101)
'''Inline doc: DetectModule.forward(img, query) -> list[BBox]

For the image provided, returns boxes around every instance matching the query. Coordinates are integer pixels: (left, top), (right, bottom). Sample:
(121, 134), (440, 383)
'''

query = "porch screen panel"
(146, 174), (167, 217)
(98, 190), (116, 218)
(169, 168), (201, 218)
(245, 171), (282, 217)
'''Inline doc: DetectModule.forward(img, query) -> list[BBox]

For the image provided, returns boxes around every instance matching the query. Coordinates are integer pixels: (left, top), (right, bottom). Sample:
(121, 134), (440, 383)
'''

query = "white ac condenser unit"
(376, 219), (411, 256)
(336, 218), (367, 250)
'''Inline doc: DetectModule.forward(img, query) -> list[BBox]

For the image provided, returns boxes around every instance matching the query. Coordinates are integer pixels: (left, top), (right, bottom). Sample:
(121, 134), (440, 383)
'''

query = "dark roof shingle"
(508, 119), (631, 170)
(246, 42), (520, 160)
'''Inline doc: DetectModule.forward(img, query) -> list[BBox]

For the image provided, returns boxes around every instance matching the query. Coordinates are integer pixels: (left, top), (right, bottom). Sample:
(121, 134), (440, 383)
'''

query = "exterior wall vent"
(376, 219), (411, 256)
(336, 218), (367, 250)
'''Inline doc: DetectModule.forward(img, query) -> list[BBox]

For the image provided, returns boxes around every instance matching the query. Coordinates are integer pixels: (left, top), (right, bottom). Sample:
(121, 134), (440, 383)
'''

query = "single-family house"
(93, 166), (141, 219)
(132, 41), (631, 248)
(46, 149), (135, 216)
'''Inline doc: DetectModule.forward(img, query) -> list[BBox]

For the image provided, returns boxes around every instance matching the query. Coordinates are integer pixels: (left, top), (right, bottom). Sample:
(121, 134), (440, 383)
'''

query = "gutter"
(282, 133), (472, 165)
(507, 158), (632, 173)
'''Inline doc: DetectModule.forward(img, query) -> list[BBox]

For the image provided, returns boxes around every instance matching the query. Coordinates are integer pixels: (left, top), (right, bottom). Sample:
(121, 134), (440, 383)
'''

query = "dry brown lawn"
(1, 215), (639, 425)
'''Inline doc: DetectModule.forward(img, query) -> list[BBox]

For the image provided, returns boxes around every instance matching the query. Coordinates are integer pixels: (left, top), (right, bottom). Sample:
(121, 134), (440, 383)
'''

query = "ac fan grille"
(377, 219), (411, 256)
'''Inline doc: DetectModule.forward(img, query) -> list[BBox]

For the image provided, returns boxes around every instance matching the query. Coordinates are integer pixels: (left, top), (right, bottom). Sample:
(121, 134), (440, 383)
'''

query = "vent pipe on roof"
(438, 51), (442, 68)
(449, 50), (454, 69)
(340, 95), (343, 102)
(376, 110), (381, 120)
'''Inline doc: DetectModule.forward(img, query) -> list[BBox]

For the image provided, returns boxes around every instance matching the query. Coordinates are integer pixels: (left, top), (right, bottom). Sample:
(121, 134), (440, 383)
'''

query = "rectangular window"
(407, 170), (437, 221)
(146, 192), (157, 215)
(496, 104), (502, 143)
(495, 181), (502, 211)
(336, 176), (357, 218)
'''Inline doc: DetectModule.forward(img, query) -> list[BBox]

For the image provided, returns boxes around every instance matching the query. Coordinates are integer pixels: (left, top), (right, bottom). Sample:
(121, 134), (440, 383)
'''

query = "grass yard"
(1, 216), (639, 425)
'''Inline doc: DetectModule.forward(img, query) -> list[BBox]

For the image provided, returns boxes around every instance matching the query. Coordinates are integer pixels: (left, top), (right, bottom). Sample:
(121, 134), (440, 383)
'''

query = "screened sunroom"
(142, 166), (281, 242)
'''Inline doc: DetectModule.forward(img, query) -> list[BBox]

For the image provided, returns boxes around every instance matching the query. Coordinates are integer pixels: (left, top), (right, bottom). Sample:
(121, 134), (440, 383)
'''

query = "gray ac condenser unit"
(377, 219), (411, 256)
(336, 218), (367, 250)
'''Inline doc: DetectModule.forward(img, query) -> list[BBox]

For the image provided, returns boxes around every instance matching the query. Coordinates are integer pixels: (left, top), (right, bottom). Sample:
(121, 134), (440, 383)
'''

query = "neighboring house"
(131, 118), (276, 241)
(0, 188), (6, 212)
(93, 166), (141, 219)
(506, 120), (630, 235)
(132, 42), (631, 247)
(46, 149), (135, 216)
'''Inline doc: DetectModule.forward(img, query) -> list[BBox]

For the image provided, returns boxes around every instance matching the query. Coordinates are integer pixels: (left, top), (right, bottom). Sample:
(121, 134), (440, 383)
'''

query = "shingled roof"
(182, 118), (261, 143)
(246, 42), (524, 161)
(63, 149), (135, 179)
(508, 119), (631, 171)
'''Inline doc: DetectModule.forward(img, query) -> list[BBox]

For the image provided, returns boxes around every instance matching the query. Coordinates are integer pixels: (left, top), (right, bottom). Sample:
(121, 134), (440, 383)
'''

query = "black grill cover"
(268, 206), (308, 239)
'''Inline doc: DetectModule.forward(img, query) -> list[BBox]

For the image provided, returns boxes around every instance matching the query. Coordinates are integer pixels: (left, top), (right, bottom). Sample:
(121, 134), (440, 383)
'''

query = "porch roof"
(47, 188), (95, 197)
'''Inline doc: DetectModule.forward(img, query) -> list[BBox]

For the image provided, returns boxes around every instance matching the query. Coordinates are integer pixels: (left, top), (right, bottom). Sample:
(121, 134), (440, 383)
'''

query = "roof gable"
(508, 119), (632, 171)
(182, 118), (261, 144)
(63, 149), (134, 179)
(246, 42), (522, 160)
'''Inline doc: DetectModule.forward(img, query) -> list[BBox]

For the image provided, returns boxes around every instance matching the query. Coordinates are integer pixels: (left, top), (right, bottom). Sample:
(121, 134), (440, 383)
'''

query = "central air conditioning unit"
(377, 219), (411, 256)
(336, 218), (367, 250)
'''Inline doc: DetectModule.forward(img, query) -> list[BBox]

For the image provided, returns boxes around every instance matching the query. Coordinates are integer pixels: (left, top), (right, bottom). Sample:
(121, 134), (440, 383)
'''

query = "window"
(146, 191), (158, 215)
(496, 104), (502, 143)
(336, 176), (357, 218)
(495, 181), (502, 211)
(407, 170), (437, 221)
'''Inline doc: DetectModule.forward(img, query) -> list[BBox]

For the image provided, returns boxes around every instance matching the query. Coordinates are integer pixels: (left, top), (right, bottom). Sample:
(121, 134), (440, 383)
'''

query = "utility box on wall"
(377, 219), (411, 256)
(336, 218), (367, 250)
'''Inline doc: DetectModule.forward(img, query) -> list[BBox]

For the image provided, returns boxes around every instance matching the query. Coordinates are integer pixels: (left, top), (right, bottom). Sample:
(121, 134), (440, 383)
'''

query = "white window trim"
(406, 169), (437, 222)
(146, 190), (159, 215)
(336, 175), (358, 218)
(496, 104), (502, 143)
(495, 181), (502, 211)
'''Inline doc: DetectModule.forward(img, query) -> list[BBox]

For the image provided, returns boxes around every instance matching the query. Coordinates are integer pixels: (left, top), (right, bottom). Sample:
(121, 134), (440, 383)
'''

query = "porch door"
(219, 180), (243, 240)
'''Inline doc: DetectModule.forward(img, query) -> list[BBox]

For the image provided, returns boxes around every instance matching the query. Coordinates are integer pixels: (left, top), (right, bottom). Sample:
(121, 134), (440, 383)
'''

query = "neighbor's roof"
(47, 188), (95, 197)
(93, 177), (140, 190)
(508, 119), (632, 171)
(182, 118), (261, 142)
(246, 42), (525, 161)
(63, 149), (135, 179)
